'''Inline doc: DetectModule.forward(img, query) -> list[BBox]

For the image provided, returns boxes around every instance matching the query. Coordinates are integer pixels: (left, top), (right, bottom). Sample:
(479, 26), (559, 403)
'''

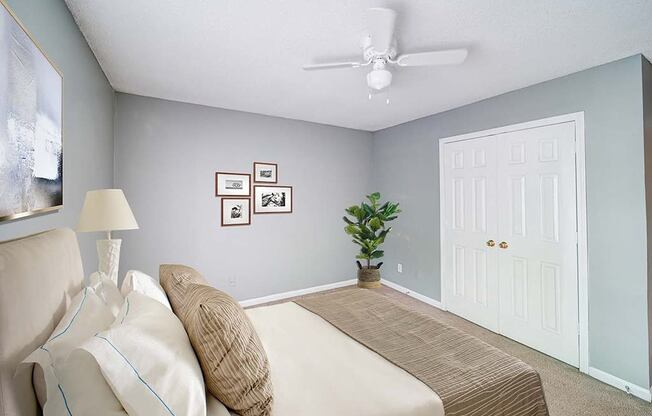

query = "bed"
(246, 302), (442, 416)
(0, 228), (548, 416)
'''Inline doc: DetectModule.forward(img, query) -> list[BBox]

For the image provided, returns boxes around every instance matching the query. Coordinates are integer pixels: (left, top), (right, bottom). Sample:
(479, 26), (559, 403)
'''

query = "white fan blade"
(302, 61), (362, 71)
(366, 8), (397, 54)
(396, 48), (468, 67)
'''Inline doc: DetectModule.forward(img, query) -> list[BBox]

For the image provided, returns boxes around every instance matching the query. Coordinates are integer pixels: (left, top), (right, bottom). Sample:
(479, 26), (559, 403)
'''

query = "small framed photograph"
(215, 172), (251, 196)
(254, 185), (293, 214)
(221, 198), (251, 226)
(253, 162), (278, 183)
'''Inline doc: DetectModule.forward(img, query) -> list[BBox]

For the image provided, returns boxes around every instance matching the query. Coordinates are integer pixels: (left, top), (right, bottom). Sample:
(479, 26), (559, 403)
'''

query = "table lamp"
(77, 189), (139, 284)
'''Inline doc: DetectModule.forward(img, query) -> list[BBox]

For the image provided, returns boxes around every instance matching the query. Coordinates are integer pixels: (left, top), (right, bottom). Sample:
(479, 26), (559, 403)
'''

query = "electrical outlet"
(228, 276), (237, 287)
(397, 263), (403, 273)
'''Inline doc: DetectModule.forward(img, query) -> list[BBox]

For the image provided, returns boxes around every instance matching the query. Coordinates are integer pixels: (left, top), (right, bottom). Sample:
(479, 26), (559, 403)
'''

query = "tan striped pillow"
(159, 264), (208, 318)
(182, 283), (273, 416)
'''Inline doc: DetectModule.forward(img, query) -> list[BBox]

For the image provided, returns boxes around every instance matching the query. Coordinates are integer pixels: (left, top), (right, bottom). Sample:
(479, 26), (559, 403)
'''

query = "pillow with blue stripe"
(22, 286), (128, 415)
(80, 292), (207, 416)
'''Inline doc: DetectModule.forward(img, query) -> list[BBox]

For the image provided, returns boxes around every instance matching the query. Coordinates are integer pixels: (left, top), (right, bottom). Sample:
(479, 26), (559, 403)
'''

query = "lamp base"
(97, 238), (121, 285)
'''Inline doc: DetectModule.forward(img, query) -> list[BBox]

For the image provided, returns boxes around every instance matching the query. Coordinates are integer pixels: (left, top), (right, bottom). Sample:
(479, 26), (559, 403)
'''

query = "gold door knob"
(486, 240), (496, 247)
(499, 241), (509, 249)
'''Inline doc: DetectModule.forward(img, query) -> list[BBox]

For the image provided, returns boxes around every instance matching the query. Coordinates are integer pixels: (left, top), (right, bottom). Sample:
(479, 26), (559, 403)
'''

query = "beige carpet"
(252, 284), (652, 416)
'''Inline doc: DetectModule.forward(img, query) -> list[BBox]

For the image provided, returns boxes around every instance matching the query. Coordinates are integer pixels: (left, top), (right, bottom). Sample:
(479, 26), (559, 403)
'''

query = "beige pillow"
(182, 284), (273, 416)
(159, 264), (208, 314)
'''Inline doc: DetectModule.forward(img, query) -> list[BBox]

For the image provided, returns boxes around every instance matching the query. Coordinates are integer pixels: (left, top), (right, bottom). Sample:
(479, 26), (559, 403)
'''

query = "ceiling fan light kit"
(367, 63), (392, 91)
(302, 7), (469, 98)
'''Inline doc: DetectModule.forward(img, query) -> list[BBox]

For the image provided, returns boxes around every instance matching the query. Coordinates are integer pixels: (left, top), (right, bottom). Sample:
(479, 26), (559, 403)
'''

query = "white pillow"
(89, 271), (124, 317)
(120, 270), (172, 310)
(23, 287), (127, 415)
(81, 292), (206, 416)
(57, 350), (128, 415)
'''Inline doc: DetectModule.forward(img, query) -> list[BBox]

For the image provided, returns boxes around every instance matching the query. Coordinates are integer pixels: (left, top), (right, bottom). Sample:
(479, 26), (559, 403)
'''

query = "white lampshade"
(77, 189), (139, 233)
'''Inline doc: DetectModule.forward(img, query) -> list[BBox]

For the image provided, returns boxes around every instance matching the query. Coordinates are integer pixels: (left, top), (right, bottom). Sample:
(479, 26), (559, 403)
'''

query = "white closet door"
(496, 122), (579, 366)
(442, 137), (500, 332)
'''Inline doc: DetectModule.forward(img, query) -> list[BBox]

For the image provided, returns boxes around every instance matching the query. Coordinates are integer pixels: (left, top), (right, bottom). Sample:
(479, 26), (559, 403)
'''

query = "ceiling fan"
(303, 7), (468, 96)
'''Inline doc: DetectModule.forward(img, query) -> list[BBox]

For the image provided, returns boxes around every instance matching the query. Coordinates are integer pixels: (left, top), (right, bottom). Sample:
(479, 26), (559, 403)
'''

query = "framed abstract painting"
(0, 0), (63, 222)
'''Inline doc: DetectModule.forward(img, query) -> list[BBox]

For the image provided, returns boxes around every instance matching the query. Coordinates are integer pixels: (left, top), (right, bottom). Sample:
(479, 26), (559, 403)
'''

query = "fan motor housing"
(362, 35), (397, 62)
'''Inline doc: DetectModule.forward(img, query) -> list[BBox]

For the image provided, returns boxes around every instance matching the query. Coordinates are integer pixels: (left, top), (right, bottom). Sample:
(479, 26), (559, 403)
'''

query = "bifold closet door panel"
(495, 122), (579, 367)
(442, 137), (500, 332)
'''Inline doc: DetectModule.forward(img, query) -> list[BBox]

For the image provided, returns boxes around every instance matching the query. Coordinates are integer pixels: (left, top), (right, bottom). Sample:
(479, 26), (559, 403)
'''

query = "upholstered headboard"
(0, 228), (84, 416)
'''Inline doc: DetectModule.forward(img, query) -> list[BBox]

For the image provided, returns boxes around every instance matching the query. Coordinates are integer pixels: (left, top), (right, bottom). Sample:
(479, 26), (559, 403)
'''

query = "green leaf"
(361, 203), (374, 217)
(382, 204), (396, 216)
(369, 217), (381, 231)
(369, 192), (381, 201)
(370, 250), (384, 259)
(344, 225), (359, 235)
(358, 223), (374, 238)
(342, 216), (355, 225)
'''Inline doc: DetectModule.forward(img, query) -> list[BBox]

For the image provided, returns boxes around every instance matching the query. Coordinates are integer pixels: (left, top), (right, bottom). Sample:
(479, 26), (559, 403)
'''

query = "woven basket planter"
(357, 267), (381, 289)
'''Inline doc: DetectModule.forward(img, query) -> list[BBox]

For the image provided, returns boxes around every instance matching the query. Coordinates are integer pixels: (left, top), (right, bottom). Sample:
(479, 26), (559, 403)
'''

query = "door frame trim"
(437, 112), (588, 374)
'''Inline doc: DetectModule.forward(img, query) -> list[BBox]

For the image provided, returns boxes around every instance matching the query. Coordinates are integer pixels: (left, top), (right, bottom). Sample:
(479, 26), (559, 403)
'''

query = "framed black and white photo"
(254, 185), (293, 214)
(253, 161), (278, 183)
(221, 198), (251, 226)
(0, 0), (63, 222)
(215, 172), (251, 197)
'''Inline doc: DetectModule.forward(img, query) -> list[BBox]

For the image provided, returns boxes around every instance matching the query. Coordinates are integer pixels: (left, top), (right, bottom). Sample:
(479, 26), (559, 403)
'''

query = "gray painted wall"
(0, 0), (114, 274)
(372, 55), (649, 388)
(113, 93), (372, 300)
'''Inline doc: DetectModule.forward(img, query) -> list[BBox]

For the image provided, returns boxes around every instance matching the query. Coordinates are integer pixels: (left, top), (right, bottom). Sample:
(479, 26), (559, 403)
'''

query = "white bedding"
(241, 302), (445, 416)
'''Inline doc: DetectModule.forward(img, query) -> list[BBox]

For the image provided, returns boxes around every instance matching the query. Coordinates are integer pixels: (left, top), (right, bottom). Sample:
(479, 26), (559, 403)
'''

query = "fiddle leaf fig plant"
(343, 192), (401, 269)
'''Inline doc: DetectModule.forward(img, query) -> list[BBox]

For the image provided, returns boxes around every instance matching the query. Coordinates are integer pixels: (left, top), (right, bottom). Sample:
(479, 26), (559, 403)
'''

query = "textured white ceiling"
(64, 0), (652, 131)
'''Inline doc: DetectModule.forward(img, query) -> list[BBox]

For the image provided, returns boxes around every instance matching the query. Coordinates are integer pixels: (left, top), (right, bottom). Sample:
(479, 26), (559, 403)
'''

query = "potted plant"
(343, 192), (401, 288)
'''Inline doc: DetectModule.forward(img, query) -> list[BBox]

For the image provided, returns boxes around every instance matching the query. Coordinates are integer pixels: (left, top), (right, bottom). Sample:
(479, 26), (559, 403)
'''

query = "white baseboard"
(588, 367), (651, 402)
(382, 279), (443, 310)
(239, 279), (357, 308)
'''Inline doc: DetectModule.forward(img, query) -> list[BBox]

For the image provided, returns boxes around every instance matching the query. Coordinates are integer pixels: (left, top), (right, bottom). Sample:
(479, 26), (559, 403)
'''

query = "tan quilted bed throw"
(295, 289), (549, 416)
